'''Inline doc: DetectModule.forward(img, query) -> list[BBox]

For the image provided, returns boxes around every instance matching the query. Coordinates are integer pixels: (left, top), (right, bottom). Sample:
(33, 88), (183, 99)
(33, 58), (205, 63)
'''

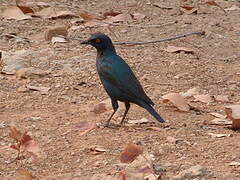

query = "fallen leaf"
(21, 133), (40, 160)
(208, 133), (231, 138)
(180, 87), (200, 97)
(9, 127), (22, 141)
(79, 12), (103, 21)
(162, 93), (190, 111)
(210, 112), (226, 119)
(16, 169), (33, 180)
(146, 127), (162, 131)
(45, 26), (68, 41)
(35, 7), (78, 19)
(210, 118), (232, 125)
(205, 0), (226, 13)
(131, 13), (146, 20)
(105, 13), (132, 23)
(103, 10), (121, 18)
(128, 118), (151, 124)
(153, 2), (173, 9)
(120, 144), (143, 163)
(1, 6), (32, 20)
(93, 103), (108, 114)
(229, 161), (240, 166)
(194, 95), (214, 103)
(214, 95), (229, 103)
(51, 36), (67, 43)
(16, 0), (34, 14)
(90, 146), (107, 155)
(75, 121), (96, 136)
(225, 105), (240, 130)
(181, 6), (195, 11)
(163, 45), (194, 53)
(26, 85), (50, 94)
(225, 5), (240, 11)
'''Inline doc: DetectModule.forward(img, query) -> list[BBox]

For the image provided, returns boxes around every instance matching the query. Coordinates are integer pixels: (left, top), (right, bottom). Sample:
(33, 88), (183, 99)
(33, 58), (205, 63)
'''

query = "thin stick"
(61, 31), (205, 45)
(114, 31), (205, 45)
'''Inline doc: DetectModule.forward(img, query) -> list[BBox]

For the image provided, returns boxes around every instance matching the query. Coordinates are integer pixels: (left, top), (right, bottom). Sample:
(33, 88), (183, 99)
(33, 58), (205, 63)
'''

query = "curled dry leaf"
(79, 12), (103, 21)
(103, 10), (121, 18)
(181, 6), (195, 11)
(225, 105), (240, 130)
(35, 7), (78, 19)
(163, 45), (194, 53)
(194, 95), (214, 103)
(9, 126), (22, 141)
(1, 6), (32, 20)
(75, 121), (96, 136)
(120, 143), (143, 163)
(21, 133), (40, 160)
(162, 93), (190, 112)
(16, 0), (34, 14)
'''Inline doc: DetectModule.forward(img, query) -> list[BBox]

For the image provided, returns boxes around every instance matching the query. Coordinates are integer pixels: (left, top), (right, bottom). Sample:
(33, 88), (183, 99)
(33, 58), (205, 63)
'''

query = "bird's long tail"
(139, 101), (165, 123)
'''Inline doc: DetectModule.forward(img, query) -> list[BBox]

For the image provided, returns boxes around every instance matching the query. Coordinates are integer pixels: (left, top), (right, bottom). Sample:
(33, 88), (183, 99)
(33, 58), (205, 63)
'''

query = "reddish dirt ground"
(0, 0), (240, 179)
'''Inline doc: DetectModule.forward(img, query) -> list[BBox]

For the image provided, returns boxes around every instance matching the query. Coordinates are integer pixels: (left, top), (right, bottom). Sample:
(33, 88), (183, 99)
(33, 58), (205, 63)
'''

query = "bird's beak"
(80, 40), (90, 44)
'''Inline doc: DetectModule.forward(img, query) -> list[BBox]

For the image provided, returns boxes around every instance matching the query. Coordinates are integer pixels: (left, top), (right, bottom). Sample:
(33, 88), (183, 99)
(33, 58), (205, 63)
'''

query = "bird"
(81, 33), (165, 126)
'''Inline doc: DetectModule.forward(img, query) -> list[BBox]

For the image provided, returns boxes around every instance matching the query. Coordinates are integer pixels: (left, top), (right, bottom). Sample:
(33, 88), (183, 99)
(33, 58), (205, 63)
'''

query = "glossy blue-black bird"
(81, 33), (165, 126)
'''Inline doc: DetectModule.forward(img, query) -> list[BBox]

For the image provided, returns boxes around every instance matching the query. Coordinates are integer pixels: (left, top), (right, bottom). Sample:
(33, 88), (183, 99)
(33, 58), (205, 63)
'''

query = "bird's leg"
(120, 102), (130, 125)
(104, 100), (119, 127)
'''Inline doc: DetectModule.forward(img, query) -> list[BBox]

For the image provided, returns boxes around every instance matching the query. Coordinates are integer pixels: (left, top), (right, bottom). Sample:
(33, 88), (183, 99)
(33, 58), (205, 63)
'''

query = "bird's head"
(81, 33), (115, 53)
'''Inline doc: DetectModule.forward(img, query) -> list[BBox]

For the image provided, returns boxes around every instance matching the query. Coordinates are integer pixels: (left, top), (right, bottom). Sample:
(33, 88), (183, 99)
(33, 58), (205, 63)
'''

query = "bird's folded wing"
(99, 56), (154, 105)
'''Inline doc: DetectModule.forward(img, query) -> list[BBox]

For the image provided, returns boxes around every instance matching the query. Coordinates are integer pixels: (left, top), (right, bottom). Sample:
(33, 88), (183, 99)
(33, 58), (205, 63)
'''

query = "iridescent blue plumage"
(81, 33), (165, 126)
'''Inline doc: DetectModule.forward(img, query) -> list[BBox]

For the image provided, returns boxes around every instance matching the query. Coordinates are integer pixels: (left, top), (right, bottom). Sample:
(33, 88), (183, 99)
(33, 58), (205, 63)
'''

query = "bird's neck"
(97, 46), (116, 57)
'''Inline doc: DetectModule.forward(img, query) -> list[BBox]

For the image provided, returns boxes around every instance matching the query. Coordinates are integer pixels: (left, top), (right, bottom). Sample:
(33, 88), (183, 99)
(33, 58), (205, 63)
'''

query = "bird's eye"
(95, 38), (101, 43)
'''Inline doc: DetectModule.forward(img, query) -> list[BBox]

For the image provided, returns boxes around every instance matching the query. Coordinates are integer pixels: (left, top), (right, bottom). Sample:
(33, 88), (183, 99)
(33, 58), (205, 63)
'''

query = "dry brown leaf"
(163, 45), (194, 53)
(225, 105), (240, 130)
(103, 10), (121, 18)
(35, 7), (78, 19)
(210, 118), (232, 125)
(205, 0), (226, 13)
(16, 0), (34, 14)
(26, 85), (50, 94)
(9, 126), (22, 141)
(181, 5), (195, 11)
(16, 169), (33, 180)
(90, 146), (107, 155)
(194, 95), (213, 103)
(146, 127), (162, 131)
(80, 12), (103, 21)
(153, 2), (173, 9)
(105, 13), (132, 23)
(131, 13), (146, 20)
(162, 93), (190, 111)
(214, 95), (229, 103)
(51, 36), (67, 43)
(75, 121), (96, 136)
(21, 133), (40, 160)
(93, 103), (108, 114)
(2, 6), (32, 20)
(120, 144), (143, 163)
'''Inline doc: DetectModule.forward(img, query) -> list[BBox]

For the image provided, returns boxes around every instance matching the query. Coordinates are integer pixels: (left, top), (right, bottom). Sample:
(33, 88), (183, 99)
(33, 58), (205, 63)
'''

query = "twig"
(61, 31), (205, 45)
(114, 31), (205, 45)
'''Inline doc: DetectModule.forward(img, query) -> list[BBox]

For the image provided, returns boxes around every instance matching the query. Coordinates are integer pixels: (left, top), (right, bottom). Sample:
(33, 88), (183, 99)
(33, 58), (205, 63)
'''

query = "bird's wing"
(98, 55), (154, 105)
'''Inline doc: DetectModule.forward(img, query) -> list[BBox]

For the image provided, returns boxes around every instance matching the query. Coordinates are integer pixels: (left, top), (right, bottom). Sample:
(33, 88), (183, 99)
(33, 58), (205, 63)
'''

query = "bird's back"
(97, 53), (154, 106)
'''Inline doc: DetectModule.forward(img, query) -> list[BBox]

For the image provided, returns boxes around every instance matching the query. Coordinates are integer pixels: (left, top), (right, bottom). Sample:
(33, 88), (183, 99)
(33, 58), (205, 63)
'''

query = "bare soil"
(0, 0), (240, 179)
